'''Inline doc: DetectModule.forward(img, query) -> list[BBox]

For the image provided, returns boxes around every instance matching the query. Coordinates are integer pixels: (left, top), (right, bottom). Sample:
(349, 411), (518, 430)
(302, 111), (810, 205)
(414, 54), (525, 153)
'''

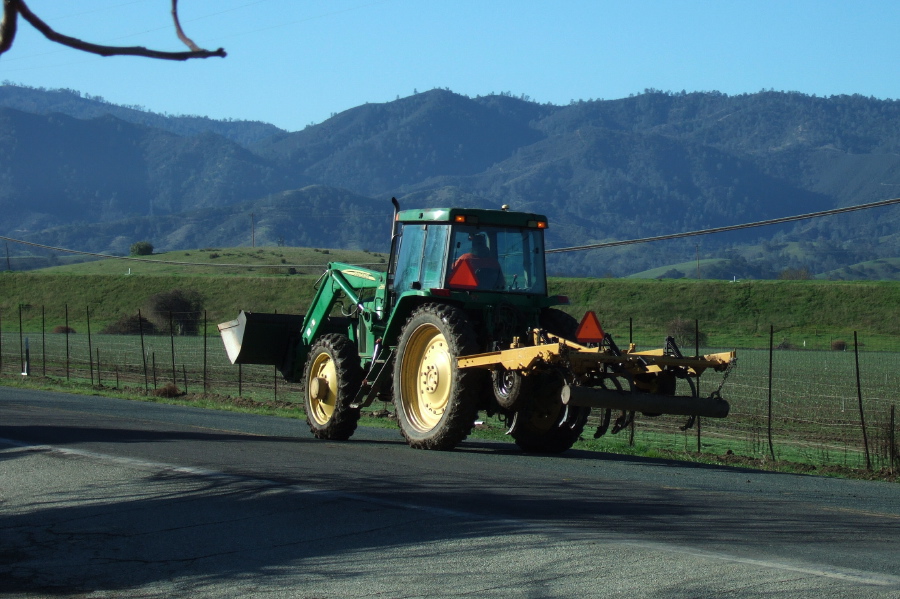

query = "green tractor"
(220, 199), (734, 452)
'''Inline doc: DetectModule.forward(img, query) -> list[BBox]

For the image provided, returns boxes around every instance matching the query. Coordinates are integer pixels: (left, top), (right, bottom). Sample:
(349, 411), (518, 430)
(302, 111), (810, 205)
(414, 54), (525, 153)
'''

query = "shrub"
(666, 317), (708, 348)
(152, 383), (181, 397)
(831, 339), (847, 351)
(145, 289), (204, 335)
(130, 241), (154, 256)
(101, 313), (159, 335)
(52, 325), (76, 334)
(658, 268), (685, 279)
(779, 267), (812, 280)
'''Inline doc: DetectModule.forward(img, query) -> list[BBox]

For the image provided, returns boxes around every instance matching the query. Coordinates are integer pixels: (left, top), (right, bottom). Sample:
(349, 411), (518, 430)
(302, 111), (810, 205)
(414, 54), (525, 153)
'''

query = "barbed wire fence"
(0, 304), (897, 473)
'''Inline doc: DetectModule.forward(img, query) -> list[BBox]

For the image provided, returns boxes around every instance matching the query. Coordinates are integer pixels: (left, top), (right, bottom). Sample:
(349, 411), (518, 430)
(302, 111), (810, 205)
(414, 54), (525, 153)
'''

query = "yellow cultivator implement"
(458, 313), (735, 438)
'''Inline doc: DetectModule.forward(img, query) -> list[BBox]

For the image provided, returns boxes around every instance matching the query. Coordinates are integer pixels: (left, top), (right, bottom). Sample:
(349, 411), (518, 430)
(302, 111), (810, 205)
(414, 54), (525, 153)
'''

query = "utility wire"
(546, 197), (900, 254)
(3, 197), (899, 266)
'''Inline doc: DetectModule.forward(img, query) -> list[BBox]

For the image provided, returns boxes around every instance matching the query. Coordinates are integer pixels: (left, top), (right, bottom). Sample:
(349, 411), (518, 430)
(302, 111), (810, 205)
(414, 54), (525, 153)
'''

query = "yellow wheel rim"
(307, 351), (338, 425)
(399, 322), (452, 433)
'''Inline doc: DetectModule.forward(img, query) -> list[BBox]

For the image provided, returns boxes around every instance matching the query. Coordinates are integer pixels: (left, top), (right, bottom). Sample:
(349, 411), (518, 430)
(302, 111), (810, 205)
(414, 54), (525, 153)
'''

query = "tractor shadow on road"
(2, 426), (899, 596)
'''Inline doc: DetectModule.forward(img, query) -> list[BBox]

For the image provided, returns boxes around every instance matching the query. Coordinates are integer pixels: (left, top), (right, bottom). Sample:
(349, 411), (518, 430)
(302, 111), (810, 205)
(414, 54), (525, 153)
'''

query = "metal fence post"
(18, 303), (24, 374)
(768, 324), (775, 462)
(854, 331), (872, 471)
(87, 307), (94, 386)
(41, 305), (46, 376)
(65, 304), (70, 381)
(696, 319), (701, 453)
(138, 310), (148, 392)
(203, 310), (208, 393)
(890, 405), (896, 476)
(169, 311), (177, 386)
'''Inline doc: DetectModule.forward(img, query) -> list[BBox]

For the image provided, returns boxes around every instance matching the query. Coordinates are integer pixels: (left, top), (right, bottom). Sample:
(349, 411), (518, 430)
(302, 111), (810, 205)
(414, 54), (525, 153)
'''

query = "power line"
(546, 197), (900, 254)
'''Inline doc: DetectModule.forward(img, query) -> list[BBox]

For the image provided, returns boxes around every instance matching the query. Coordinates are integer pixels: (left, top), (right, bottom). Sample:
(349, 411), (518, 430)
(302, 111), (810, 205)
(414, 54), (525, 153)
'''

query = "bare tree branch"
(0, 0), (225, 60)
(171, 0), (201, 52)
(0, 1), (19, 55)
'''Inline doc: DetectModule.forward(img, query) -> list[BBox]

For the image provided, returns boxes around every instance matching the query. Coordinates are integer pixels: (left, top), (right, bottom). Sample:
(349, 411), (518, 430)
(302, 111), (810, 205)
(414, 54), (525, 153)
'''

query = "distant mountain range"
(2, 84), (899, 279)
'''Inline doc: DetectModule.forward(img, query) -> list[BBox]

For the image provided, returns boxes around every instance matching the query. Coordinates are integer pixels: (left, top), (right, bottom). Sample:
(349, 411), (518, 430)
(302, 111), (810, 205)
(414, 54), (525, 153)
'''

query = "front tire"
(393, 304), (484, 450)
(303, 334), (363, 440)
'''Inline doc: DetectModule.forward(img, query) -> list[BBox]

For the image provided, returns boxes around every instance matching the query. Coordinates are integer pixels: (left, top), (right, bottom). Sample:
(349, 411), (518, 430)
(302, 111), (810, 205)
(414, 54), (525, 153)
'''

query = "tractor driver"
(450, 233), (504, 289)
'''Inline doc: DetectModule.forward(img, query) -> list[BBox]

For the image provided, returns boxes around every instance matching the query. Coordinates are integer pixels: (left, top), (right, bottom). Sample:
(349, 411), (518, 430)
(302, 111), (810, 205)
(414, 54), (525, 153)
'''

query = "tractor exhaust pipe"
(561, 384), (730, 418)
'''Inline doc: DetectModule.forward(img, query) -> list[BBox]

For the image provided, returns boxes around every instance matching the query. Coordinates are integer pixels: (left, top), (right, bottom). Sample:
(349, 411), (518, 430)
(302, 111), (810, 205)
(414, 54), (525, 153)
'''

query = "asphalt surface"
(2, 386), (899, 598)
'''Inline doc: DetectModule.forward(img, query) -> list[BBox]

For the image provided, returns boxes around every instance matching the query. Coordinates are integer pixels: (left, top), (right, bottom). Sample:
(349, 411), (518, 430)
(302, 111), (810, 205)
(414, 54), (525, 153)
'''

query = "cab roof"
(396, 207), (548, 228)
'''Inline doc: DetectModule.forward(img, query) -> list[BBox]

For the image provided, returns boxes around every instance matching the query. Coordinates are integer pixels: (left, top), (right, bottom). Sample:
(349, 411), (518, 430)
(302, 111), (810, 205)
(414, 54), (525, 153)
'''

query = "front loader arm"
(219, 262), (386, 382)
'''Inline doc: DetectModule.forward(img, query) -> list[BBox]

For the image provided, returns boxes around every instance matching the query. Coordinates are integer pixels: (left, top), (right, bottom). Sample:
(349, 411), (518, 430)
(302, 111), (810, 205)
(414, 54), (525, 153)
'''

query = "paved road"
(2, 386), (899, 598)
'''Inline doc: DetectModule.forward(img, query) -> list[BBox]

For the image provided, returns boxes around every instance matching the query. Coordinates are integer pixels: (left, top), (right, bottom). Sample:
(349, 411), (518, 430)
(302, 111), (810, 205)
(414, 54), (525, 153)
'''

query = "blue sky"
(1, 0), (898, 132)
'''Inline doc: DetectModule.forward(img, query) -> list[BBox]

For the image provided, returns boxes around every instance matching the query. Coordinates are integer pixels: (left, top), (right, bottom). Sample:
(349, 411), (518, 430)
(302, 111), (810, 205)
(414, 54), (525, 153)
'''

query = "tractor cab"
(389, 207), (549, 299)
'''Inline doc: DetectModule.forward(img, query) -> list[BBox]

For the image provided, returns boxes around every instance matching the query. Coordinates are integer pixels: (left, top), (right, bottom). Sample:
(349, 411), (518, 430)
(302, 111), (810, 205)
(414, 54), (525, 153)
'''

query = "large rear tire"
(393, 304), (484, 450)
(511, 308), (590, 453)
(303, 334), (363, 440)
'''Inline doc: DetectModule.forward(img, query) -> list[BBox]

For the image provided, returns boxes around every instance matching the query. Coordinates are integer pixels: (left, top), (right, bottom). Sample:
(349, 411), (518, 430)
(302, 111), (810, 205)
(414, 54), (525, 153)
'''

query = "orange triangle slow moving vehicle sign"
(575, 311), (605, 343)
(448, 260), (479, 289)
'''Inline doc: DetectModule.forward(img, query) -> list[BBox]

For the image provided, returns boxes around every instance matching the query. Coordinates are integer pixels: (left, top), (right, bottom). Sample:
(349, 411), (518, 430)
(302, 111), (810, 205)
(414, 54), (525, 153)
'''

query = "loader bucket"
(218, 311), (305, 367)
